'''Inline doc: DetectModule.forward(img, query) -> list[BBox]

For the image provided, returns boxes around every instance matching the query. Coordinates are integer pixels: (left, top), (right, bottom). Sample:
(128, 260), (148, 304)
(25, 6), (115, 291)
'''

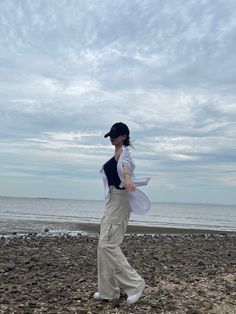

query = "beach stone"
(0, 297), (9, 304)
(196, 260), (206, 267)
(186, 309), (201, 314)
(27, 262), (35, 270)
(111, 298), (120, 309)
(75, 307), (87, 313)
(78, 277), (86, 283)
(28, 300), (39, 308)
(202, 301), (213, 310)
(165, 301), (176, 311)
(151, 303), (164, 310)
(18, 304), (26, 309)
(4, 263), (15, 272)
(225, 284), (233, 292)
(16, 295), (28, 302)
(23, 309), (35, 314)
(59, 290), (71, 299)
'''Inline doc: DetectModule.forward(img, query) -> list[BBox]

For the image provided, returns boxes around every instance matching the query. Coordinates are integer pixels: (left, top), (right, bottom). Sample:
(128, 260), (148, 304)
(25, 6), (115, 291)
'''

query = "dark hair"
(124, 134), (134, 148)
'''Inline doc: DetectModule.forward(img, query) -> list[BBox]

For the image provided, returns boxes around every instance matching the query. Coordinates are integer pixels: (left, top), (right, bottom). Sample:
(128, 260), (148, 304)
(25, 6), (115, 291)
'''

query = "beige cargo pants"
(97, 186), (145, 300)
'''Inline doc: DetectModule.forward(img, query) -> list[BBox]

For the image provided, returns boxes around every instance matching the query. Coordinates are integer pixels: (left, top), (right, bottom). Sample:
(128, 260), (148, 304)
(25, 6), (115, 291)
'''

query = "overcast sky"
(0, 0), (236, 205)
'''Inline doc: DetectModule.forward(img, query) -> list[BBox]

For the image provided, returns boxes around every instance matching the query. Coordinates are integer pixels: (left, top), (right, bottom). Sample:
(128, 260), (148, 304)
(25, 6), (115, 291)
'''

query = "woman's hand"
(124, 176), (135, 192)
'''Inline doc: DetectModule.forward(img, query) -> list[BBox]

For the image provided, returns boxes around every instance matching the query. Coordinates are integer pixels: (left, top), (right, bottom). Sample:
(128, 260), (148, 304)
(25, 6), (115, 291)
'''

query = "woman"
(94, 122), (151, 304)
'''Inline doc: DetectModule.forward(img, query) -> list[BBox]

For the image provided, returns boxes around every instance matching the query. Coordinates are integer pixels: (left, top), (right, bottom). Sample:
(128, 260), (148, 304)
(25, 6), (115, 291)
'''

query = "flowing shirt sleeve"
(117, 147), (150, 188)
(117, 147), (135, 187)
(121, 149), (135, 173)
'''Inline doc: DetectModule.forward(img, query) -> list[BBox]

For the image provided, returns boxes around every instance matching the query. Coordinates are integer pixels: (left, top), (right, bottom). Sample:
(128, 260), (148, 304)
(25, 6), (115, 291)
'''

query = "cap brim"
(104, 132), (120, 138)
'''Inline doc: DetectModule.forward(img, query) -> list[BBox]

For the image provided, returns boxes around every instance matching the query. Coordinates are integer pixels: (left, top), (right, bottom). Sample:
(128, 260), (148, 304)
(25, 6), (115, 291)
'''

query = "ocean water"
(0, 196), (236, 233)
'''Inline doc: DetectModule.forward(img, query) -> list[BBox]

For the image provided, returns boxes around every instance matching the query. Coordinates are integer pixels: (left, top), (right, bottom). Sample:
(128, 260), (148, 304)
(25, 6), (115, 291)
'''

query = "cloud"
(0, 0), (236, 203)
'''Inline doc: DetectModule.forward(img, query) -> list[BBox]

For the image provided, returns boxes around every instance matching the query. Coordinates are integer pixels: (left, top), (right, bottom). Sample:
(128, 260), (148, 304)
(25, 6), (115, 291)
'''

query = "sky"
(0, 0), (236, 205)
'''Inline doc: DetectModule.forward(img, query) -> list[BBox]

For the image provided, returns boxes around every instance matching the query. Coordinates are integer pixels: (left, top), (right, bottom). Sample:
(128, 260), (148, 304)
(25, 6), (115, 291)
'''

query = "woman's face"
(110, 134), (126, 146)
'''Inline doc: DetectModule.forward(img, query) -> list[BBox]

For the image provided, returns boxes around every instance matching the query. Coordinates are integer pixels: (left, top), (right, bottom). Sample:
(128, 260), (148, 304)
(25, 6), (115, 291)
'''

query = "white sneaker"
(94, 292), (102, 300)
(127, 282), (145, 304)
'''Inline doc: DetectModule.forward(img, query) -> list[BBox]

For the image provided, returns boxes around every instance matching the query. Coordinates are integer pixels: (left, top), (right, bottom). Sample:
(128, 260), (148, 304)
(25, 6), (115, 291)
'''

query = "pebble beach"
(0, 225), (236, 313)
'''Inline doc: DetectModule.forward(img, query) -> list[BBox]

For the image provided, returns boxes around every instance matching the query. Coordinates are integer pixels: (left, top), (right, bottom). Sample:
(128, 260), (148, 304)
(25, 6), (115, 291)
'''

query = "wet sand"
(0, 226), (235, 313)
(73, 222), (236, 235)
(0, 219), (235, 236)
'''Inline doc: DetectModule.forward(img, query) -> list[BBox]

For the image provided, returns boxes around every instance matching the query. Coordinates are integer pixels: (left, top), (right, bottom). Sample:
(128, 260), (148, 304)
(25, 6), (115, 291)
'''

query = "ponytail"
(123, 134), (134, 148)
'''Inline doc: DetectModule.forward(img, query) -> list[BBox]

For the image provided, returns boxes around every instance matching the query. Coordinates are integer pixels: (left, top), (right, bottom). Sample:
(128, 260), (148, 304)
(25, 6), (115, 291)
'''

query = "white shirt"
(100, 146), (151, 215)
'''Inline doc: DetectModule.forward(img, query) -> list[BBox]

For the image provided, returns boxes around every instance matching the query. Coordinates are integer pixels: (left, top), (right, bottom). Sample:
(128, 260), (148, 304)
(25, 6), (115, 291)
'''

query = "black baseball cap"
(104, 122), (130, 138)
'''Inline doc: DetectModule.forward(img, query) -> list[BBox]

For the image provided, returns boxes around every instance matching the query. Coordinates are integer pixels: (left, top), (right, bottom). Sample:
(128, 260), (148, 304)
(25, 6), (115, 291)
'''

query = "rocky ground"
(0, 232), (235, 313)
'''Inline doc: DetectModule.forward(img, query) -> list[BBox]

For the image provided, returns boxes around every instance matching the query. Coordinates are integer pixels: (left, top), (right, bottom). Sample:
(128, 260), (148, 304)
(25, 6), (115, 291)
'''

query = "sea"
(0, 196), (236, 235)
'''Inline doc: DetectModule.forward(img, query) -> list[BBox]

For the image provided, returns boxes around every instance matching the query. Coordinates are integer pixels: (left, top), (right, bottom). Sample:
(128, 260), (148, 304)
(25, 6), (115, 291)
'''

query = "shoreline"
(1, 219), (236, 236)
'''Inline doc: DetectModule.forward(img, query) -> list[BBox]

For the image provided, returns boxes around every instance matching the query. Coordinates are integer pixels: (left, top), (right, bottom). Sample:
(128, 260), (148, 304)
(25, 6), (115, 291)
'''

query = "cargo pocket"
(108, 224), (123, 244)
(100, 223), (113, 242)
